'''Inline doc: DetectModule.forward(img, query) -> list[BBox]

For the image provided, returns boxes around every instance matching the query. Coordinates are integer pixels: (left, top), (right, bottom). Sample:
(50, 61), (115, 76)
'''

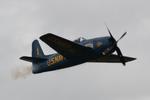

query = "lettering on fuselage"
(47, 55), (65, 66)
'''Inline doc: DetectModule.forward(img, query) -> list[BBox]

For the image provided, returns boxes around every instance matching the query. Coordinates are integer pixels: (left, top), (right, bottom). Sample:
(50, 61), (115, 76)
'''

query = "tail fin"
(20, 40), (46, 63)
(32, 40), (45, 58)
(20, 40), (47, 74)
(32, 40), (48, 74)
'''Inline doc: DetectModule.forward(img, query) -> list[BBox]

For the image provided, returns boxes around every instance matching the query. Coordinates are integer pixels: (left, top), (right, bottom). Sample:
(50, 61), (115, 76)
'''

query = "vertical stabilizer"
(32, 40), (45, 58)
(32, 40), (46, 74)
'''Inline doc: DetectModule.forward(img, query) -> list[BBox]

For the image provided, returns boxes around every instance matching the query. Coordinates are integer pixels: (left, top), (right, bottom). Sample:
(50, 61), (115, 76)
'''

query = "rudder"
(32, 40), (45, 58)
(20, 40), (47, 74)
(32, 40), (46, 74)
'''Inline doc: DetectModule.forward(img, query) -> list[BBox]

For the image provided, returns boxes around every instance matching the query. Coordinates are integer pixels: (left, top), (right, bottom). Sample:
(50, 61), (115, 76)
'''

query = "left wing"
(40, 33), (94, 59)
(89, 54), (136, 63)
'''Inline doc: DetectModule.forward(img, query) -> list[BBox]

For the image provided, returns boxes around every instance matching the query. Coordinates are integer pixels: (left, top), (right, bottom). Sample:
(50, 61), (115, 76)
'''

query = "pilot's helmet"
(79, 37), (86, 42)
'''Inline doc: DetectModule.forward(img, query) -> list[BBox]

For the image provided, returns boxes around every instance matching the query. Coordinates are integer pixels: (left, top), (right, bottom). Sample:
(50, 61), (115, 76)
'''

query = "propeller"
(106, 25), (115, 41)
(117, 32), (127, 43)
(106, 26), (127, 66)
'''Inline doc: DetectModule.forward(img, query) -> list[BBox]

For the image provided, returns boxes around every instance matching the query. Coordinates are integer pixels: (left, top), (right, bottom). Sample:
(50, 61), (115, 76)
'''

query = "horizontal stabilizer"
(20, 56), (47, 63)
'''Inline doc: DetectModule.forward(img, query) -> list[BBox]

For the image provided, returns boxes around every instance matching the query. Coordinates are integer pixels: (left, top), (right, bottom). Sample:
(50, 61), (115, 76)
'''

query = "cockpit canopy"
(74, 37), (86, 43)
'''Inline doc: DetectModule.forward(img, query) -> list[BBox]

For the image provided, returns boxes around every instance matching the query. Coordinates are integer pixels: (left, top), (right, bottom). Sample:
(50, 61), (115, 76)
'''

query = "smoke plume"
(11, 66), (32, 80)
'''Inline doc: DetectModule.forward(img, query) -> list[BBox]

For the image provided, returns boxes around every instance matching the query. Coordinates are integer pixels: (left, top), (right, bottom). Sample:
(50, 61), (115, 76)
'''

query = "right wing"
(40, 33), (94, 59)
(89, 54), (136, 63)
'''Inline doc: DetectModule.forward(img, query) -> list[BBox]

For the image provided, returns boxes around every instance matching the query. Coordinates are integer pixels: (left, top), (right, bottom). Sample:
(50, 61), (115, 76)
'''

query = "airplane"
(20, 28), (136, 74)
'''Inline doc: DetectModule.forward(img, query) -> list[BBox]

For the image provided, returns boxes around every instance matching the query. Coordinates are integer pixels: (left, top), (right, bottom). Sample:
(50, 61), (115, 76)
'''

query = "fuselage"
(33, 36), (115, 73)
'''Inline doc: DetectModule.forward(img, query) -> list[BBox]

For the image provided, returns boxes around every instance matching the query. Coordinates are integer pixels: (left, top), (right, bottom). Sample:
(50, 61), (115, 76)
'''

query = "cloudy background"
(0, 0), (149, 100)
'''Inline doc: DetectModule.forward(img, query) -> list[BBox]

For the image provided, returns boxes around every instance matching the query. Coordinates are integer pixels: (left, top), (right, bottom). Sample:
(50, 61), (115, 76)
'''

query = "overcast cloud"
(0, 0), (150, 100)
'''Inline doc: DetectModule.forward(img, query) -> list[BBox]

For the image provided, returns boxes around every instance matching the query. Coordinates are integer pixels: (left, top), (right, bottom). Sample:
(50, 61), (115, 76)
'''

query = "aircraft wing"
(89, 54), (136, 63)
(40, 33), (94, 59)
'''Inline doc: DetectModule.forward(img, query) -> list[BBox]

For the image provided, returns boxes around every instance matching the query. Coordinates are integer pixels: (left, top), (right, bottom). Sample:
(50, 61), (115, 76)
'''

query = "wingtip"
(123, 57), (136, 66)
(40, 33), (53, 40)
(132, 57), (137, 61)
(128, 57), (137, 62)
(20, 56), (24, 60)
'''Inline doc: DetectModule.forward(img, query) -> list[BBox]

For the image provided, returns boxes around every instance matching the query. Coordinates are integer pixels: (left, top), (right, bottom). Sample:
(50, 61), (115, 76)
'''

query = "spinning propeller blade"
(117, 32), (127, 43)
(106, 26), (127, 66)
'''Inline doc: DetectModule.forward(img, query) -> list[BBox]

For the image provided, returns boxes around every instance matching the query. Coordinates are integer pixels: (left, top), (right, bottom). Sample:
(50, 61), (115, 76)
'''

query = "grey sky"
(0, 0), (150, 100)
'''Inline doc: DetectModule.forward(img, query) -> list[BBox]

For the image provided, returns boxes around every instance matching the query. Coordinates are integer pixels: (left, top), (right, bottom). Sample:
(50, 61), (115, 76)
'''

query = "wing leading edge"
(40, 33), (94, 59)
(89, 54), (136, 63)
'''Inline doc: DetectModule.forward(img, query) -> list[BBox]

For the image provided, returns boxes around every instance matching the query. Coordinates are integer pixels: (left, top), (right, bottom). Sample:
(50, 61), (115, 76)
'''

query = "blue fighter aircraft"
(20, 28), (136, 74)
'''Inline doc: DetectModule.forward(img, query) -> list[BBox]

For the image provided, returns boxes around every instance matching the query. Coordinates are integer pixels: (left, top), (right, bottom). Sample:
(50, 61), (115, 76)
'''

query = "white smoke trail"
(11, 66), (32, 80)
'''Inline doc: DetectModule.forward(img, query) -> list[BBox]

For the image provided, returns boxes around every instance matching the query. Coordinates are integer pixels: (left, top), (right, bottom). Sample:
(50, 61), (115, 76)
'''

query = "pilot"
(74, 37), (86, 43)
